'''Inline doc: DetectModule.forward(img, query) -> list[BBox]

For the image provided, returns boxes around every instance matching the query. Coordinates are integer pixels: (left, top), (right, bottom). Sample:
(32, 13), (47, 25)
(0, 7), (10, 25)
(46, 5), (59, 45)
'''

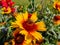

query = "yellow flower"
(11, 12), (47, 45)
(53, 0), (60, 11)
(1, 7), (11, 14)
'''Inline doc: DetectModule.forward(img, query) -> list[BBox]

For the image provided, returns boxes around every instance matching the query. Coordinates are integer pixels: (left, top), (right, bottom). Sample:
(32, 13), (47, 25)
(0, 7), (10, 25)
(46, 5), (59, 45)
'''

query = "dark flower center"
(15, 34), (24, 44)
(22, 20), (37, 32)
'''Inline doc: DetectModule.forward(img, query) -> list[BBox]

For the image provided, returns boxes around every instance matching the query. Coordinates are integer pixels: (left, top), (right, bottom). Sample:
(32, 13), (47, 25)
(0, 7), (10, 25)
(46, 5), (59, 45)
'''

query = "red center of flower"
(22, 20), (37, 32)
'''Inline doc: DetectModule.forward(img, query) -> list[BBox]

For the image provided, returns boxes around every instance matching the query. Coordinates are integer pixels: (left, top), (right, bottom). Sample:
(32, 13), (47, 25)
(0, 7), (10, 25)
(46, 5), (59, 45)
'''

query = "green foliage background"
(0, 0), (60, 45)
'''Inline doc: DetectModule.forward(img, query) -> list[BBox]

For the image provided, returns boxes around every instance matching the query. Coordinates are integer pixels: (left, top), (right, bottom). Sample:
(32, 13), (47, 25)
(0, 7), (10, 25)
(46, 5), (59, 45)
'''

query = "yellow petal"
(20, 30), (33, 44)
(11, 19), (24, 29)
(11, 22), (19, 28)
(23, 35), (32, 45)
(33, 39), (36, 45)
(30, 12), (38, 22)
(23, 12), (28, 21)
(23, 38), (32, 45)
(19, 30), (28, 36)
(20, 30), (29, 42)
(30, 31), (43, 41)
(15, 13), (23, 23)
(23, 41), (32, 45)
(53, 1), (57, 8)
(15, 21), (24, 29)
(36, 21), (47, 31)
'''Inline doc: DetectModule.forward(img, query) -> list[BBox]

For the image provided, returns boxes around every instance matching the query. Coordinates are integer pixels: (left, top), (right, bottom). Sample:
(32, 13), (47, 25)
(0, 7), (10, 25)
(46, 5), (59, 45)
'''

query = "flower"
(4, 29), (25, 45)
(53, 15), (60, 25)
(13, 29), (25, 45)
(1, 7), (11, 14)
(4, 28), (39, 45)
(1, 0), (15, 14)
(11, 12), (47, 45)
(2, 0), (14, 7)
(53, 0), (60, 11)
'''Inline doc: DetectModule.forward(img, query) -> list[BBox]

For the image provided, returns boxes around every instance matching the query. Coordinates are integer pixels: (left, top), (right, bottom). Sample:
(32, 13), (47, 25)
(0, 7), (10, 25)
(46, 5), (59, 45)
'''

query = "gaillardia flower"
(4, 29), (25, 45)
(53, 15), (60, 25)
(12, 29), (25, 45)
(0, 0), (15, 14)
(53, 0), (60, 11)
(12, 12), (47, 45)
(1, 7), (11, 14)
(4, 28), (39, 45)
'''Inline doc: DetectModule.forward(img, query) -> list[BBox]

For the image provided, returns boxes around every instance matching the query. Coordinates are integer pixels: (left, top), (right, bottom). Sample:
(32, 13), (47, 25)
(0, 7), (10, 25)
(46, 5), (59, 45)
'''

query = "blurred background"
(13, 0), (50, 6)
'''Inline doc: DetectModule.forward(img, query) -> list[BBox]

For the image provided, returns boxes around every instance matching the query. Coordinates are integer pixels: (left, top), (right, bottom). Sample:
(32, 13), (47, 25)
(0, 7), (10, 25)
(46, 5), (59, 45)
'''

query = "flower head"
(13, 29), (25, 45)
(1, 0), (15, 14)
(11, 12), (47, 45)
(4, 29), (25, 45)
(53, 15), (60, 25)
(53, 0), (60, 11)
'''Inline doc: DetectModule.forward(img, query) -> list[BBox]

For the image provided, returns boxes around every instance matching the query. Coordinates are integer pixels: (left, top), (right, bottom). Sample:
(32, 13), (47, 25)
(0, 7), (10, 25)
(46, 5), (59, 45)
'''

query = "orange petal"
(36, 21), (47, 31)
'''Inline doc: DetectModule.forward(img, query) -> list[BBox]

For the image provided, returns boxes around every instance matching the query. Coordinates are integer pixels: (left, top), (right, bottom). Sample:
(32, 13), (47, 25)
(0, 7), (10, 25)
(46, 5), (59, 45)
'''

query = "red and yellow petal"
(19, 30), (33, 45)
(11, 22), (19, 28)
(23, 38), (32, 45)
(22, 11), (28, 21)
(36, 21), (47, 31)
(19, 30), (28, 39)
(15, 13), (23, 23)
(30, 31), (43, 41)
(53, 1), (58, 8)
(54, 20), (60, 25)
(30, 12), (38, 22)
